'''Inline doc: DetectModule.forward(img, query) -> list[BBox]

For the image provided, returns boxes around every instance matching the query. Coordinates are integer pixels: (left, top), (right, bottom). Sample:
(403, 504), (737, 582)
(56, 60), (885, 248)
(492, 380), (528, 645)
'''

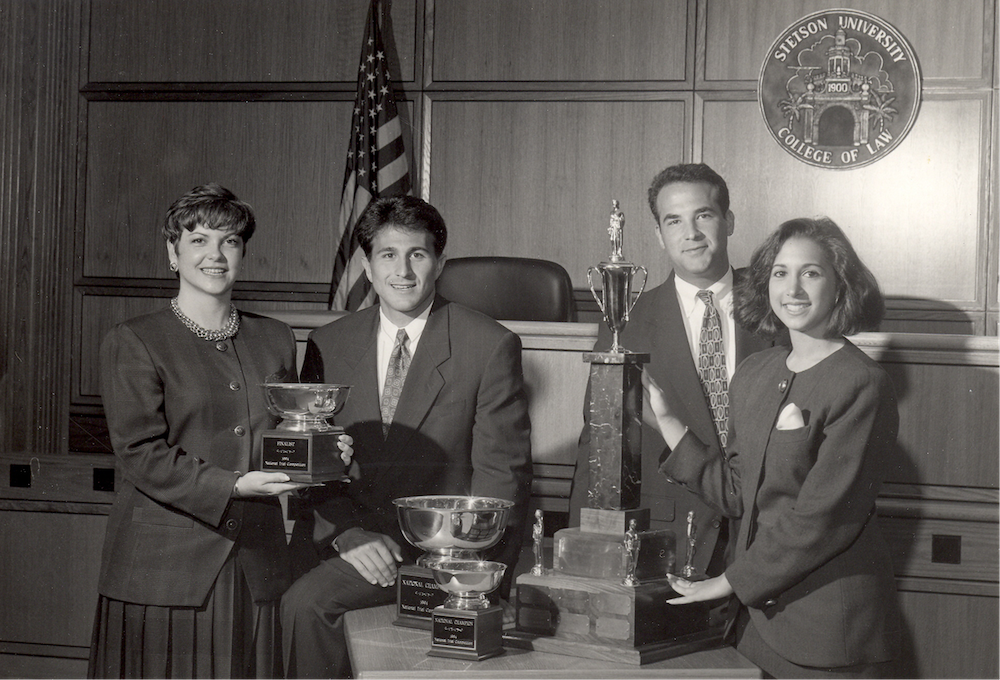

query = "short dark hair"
(355, 195), (447, 257)
(162, 183), (256, 246)
(735, 217), (885, 338)
(647, 163), (730, 223)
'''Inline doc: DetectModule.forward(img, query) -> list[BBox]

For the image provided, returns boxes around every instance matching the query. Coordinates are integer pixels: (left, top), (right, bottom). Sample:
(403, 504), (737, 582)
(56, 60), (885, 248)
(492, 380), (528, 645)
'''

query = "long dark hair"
(735, 217), (884, 338)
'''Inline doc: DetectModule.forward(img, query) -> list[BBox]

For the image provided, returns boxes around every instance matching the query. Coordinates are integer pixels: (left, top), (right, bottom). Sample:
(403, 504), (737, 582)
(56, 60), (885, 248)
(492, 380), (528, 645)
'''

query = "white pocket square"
(776, 403), (805, 430)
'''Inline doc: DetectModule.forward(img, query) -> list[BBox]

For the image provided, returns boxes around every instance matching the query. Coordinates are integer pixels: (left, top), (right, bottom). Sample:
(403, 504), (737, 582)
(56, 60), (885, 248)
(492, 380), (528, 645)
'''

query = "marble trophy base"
(259, 426), (345, 483)
(510, 506), (717, 664)
(429, 604), (505, 661)
(508, 572), (720, 665)
(395, 565), (448, 629)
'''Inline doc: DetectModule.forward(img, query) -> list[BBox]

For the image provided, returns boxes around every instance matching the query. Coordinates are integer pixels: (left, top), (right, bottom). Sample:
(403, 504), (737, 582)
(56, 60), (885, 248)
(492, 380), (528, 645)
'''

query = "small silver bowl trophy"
(259, 383), (352, 483)
(394, 495), (512, 660)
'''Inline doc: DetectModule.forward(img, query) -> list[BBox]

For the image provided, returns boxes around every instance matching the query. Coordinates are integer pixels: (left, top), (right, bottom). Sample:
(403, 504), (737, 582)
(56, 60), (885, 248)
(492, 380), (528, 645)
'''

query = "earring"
(169, 262), (178, 272)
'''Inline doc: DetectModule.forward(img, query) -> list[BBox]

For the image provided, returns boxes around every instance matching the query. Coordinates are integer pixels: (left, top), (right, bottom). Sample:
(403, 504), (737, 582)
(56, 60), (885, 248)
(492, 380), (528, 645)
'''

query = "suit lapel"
(340, 310), (381, 425)
(647, 274), (716, 444)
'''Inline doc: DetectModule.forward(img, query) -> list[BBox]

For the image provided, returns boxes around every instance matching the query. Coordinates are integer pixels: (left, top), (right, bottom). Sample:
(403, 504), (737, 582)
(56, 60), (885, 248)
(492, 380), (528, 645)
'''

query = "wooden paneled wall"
(67, 0), (996, 416)
(0, 1), (81, 455)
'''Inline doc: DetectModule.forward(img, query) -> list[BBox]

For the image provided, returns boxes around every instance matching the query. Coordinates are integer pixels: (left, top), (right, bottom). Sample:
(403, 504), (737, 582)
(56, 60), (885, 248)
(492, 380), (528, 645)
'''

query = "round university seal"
(758, 9), (921, 169)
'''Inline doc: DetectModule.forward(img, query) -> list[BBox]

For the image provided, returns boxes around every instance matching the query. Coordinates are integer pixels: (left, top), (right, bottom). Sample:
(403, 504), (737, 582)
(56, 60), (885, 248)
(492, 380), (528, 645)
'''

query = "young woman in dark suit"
(89, 184), (351, 678)
(644, 217), (900, 678)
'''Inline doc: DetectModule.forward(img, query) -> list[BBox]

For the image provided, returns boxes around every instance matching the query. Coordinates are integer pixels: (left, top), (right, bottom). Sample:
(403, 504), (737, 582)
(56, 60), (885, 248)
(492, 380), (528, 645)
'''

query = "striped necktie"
(380, 328), (410, 434)
(696, 290), (729, 449)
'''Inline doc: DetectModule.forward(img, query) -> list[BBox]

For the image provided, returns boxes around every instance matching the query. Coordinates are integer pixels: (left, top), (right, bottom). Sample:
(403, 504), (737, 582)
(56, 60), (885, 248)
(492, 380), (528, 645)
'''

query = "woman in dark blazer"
(644, 217), (900, 678)
(89, 184), (351, 679)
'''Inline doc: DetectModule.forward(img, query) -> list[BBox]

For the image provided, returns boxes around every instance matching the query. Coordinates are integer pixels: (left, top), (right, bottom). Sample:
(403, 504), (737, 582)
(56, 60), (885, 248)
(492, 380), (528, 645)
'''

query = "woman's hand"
(337, 433), (354, 466)
(235, 471), (314, 497)
(666, 573), (734, 604)
(642, 370), (688, 449)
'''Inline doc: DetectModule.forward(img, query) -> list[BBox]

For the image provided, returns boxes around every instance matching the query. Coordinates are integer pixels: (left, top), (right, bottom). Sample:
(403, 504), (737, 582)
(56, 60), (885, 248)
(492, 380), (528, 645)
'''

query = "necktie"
(696, 290), (729, 449)
(380, 328), (410, 434)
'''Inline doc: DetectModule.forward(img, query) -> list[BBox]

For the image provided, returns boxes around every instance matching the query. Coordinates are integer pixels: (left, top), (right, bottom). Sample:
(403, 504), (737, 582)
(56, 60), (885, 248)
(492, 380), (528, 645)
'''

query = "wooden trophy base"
(429, 604), (504, 661)
(260, 427), (346, 483)
(394, 565), (447, 629)
(507, 572), (722, 665)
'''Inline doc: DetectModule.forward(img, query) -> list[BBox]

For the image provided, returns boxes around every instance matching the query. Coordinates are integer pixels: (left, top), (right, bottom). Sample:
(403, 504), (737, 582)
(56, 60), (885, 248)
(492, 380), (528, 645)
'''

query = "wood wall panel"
(701, 96), (987, 307)
(0, 1), (81, 455)
(427, 98), (688, 290)
(77, 295), (167, 401)
(432, 0), (690, 83)
(896, 590), (999, 678)
(84, 101), (356, 283)
(0, 511), (105, 647)
(88, 0), (418, 83)
(883, 361), (999, 487)
(520, 348), (590, 465)
(703, 0), (990, 83)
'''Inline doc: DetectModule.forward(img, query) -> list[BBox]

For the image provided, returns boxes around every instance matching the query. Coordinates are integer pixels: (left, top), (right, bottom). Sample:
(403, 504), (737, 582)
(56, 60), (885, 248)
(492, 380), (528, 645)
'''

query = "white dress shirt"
(673, 269), (737, 384)
(376, 306), (429, 399)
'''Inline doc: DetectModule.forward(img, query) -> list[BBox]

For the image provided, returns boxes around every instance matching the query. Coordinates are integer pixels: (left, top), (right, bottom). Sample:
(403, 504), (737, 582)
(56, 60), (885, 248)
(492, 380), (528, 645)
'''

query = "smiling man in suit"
(280, 195), (532, 679)
(570, 163), (771, 581)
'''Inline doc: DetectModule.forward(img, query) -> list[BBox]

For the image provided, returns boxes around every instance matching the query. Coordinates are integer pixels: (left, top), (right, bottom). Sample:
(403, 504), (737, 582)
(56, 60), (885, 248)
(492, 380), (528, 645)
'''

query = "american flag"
(329, 0), (411, 310)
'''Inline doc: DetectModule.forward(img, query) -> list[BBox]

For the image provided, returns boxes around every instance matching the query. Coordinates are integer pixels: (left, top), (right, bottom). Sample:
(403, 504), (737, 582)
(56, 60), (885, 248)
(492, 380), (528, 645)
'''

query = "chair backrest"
(435, 256), (576, 322)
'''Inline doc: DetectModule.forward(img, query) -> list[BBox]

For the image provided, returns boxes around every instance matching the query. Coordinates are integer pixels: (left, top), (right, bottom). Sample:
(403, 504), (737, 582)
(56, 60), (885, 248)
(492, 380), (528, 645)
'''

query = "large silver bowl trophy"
(394, 495), (512, 660)
(507, 202), (718, 665)
(259, 383), (352, 483)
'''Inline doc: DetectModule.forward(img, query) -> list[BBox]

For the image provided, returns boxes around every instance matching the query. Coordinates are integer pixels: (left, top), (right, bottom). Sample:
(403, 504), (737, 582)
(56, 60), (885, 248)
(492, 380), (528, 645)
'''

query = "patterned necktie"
(696, 290), (729, 449)
(380, 328), (410, 434)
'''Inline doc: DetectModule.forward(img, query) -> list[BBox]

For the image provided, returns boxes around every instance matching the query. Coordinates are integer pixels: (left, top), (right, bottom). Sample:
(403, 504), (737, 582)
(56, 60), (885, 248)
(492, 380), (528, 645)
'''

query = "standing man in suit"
(281, 195), (532, 679)
(570, 163), (771, 579)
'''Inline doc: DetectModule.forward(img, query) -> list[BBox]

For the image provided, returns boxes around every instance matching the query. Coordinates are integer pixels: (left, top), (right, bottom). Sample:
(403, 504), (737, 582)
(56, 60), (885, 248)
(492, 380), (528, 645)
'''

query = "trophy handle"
(587, 266), (606, 313)
(626, 266), (648, 316)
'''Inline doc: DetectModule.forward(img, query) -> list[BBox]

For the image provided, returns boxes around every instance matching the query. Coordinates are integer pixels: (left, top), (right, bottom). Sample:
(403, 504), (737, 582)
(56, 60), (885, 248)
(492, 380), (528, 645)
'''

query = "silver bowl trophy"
(259, 383), (352, 483)
(393, 495), (512, 660)
(508, 202), (719, 665)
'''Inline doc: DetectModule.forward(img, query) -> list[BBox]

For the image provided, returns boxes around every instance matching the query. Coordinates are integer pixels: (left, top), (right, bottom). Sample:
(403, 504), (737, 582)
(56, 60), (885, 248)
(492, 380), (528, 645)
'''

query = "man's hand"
(666, 573), (734, 604)
(335, 528), (403, 588)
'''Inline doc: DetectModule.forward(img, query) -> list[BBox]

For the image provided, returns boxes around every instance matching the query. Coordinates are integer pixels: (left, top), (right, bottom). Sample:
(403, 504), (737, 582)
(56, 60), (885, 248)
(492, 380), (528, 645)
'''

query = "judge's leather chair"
(436, 256), (577, 322)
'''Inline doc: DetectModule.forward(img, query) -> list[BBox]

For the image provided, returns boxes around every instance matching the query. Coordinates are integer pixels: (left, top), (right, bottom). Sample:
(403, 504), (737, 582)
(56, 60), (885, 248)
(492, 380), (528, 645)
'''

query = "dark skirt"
(734, 606), (896, 679)
(88, 555), (282, 679)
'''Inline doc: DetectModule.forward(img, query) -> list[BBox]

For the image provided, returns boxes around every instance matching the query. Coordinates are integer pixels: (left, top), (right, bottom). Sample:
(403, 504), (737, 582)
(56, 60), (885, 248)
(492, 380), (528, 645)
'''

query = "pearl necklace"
(170, 297), (240, 341)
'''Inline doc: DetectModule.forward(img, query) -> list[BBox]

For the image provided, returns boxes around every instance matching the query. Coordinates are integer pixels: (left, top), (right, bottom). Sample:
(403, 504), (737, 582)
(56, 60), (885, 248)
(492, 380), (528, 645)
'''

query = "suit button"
(225, 519), (239, 530)
(234, 426), (246, 436)
(713, 520), (721, 528)
(764, 598), (777, 607)
(229, 381), (241, 391)
(216, 342), (228, 352)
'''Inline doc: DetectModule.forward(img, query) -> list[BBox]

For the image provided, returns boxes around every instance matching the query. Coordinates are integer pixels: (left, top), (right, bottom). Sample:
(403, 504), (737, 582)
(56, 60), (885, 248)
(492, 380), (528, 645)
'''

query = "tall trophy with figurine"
(506, 202), (719, 665)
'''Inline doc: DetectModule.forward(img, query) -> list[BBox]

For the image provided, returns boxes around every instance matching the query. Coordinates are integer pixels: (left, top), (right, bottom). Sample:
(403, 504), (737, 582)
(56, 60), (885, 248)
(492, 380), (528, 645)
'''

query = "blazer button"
(229, 381), (241, 391)
(778, 379), (788, 392)
(764, 598), (778, 607)
(225, 518), (239, 530)
(233, 426), (246, 436)
(713, 520), (721, 528)
(215, 341), (228, 352)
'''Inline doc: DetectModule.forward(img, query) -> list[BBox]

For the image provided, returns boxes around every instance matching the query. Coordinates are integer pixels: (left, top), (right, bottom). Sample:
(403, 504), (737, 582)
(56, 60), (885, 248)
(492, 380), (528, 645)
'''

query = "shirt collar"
(674, 268), (734, 317)
(378, 305), (430, 345)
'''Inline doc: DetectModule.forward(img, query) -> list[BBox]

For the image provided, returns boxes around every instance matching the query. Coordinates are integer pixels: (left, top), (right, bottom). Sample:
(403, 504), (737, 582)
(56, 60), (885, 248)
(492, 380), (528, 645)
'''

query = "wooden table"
(344, 605), (761, 678)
